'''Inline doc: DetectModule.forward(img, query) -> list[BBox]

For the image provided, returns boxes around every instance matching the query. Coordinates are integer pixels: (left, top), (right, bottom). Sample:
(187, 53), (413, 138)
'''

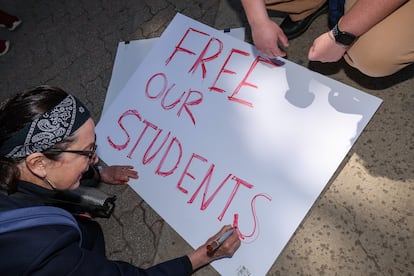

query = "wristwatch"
(332, 23), (356, 46)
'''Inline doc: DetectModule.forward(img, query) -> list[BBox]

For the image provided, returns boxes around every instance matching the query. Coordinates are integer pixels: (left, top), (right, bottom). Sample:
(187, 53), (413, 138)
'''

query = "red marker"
(206, 228), (234, 256)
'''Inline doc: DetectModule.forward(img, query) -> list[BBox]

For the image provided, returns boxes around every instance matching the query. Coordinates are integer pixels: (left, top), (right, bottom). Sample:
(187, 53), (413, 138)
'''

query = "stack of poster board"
(96, 13), (382, 275)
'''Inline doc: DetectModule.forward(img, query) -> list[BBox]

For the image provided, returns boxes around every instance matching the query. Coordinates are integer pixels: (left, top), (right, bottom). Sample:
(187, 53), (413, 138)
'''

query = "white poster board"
(96, 13), (382, 275)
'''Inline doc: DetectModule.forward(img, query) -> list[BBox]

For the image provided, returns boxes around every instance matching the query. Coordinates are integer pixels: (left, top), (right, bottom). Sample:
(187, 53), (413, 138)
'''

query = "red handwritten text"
(107, 109), (272, 240)
(165, 27), (280, 108)
(145, 72), (203, 125)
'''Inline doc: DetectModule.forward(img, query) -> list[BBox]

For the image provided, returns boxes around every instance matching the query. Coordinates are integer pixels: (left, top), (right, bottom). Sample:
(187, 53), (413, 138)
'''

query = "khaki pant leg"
(265, 0), (326, 21)
(344, 0), (414, 77)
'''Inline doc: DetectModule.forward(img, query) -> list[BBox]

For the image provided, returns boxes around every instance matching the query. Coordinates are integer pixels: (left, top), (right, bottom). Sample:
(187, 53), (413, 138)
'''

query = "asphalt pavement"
(0, 0), (412, 275)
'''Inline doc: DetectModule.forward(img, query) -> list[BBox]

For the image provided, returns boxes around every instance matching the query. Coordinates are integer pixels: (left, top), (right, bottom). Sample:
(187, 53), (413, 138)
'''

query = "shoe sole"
(0, 19), (22, 31)
(0, 41), (10, 56)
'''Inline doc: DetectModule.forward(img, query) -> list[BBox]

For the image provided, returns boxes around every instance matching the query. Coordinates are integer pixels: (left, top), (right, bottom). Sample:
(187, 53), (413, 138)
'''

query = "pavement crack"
(341, 203), (382, 272)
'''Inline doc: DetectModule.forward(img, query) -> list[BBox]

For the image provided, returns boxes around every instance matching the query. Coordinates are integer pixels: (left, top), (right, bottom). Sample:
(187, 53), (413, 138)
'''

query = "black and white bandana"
(0, 95), (90, 159)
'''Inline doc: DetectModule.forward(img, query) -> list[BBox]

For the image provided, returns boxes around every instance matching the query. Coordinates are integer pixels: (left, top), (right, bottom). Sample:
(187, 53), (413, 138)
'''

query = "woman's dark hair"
(0, 85), (75, 192)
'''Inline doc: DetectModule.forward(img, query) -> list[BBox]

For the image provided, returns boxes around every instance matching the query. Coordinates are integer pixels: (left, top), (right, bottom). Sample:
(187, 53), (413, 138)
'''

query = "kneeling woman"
(0, 85), (240, 275)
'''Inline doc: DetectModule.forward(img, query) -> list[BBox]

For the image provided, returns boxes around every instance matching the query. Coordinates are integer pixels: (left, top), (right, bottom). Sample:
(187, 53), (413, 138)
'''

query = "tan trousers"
(265, 0), (414, 77)
(264, 0), (326, 21)
(344, 0), (414, 77)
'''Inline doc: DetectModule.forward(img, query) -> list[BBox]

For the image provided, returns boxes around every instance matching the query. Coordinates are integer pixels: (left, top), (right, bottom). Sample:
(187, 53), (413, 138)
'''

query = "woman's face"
(47, 118), (98, 190)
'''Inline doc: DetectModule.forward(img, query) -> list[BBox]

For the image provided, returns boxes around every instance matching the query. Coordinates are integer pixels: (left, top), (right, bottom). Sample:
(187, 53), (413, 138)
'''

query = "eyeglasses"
(44, 144), (97, 160)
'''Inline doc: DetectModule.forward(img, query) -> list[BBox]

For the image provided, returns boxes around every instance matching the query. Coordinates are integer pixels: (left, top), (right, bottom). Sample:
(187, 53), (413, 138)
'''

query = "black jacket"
(0, 181), (193, 275)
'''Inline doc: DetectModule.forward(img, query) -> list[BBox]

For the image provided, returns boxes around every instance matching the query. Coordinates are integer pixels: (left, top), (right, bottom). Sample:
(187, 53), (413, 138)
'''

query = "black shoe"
(280, 2), (328, 40)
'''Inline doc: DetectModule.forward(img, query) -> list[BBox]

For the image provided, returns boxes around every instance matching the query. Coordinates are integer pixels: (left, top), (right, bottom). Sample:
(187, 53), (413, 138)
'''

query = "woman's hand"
(187, 225), (241, 271)
(101, 165), (139, 185)
(308, 31), (347, 62)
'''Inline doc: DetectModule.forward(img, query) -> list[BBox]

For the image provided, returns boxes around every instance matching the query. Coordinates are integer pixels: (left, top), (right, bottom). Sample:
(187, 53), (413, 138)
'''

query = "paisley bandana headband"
(0, 95), (91, 159)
